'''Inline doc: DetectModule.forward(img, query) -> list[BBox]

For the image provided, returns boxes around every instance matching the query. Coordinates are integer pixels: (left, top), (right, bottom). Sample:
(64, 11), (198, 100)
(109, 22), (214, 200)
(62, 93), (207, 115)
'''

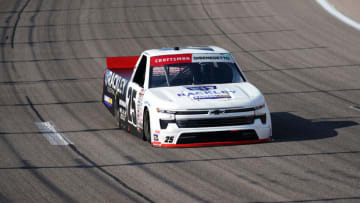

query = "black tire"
(143, 110), (151, 143)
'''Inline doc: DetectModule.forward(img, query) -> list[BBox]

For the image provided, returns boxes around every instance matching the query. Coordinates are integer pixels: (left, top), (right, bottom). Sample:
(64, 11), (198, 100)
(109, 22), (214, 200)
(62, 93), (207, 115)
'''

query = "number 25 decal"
(164, 136), (174, 143)
(127, 87), (137, 124)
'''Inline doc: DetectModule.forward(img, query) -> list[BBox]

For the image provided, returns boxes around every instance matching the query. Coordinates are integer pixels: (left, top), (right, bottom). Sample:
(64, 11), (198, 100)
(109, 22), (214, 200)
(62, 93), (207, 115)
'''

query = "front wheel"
(143, 110), (151, 143)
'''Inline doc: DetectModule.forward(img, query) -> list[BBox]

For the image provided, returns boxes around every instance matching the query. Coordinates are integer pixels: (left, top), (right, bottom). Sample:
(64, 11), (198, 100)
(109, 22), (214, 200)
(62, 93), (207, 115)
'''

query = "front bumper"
(151, 118), (272, 148)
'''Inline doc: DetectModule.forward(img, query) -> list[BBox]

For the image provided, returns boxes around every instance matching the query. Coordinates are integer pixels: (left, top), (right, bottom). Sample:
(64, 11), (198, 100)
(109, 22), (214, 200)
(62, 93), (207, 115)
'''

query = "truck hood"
(147, 83), (264, 110)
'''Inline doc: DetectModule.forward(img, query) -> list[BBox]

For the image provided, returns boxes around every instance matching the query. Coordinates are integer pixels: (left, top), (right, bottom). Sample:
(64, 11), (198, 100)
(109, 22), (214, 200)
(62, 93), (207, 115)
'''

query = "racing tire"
(143, 110), (151, 143)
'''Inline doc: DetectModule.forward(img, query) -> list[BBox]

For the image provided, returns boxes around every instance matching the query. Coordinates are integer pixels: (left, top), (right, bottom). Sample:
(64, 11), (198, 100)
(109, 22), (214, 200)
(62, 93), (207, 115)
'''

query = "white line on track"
(350, 105), (360, 112)
(35, 121), (73, 145)
(316, 0), (360, 31)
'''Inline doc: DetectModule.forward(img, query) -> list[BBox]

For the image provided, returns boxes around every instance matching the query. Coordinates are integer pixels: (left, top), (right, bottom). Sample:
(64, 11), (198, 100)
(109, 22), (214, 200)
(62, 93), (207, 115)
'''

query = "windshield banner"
(192, 53), (233, 63)
(150, 53), (233, 66)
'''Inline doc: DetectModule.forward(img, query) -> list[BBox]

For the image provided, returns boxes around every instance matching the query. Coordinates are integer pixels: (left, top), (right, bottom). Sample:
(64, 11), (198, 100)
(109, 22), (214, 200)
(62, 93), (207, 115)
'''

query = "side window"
(133, 55), (147, 87)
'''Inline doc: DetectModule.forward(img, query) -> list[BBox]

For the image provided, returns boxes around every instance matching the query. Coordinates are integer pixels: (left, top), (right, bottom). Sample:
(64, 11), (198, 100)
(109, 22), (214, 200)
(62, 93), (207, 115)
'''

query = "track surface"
(1, 0), (360, 202)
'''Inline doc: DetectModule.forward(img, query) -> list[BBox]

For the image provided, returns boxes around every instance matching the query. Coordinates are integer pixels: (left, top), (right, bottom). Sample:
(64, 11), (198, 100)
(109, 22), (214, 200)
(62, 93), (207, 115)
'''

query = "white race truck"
(102, 46), (272, 147)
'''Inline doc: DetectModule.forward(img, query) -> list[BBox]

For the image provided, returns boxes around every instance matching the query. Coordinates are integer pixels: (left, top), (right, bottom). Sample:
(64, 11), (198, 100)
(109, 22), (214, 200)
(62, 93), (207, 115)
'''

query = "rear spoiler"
(106, 56), (139, 69)
(106, 56), (139, 80)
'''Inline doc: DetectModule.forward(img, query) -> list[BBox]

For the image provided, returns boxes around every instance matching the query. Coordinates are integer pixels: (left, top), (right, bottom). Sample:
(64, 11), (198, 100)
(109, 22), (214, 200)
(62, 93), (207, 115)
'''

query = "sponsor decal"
(149, 53), (234, 66)
(136, 90), (144, 126)
(120, 112), (126, 120)
(104, 95), (113, 107)
(193, 94), (231, 100)
(150, 54), (192, 66)
(144, 101), (151, 107)
(192, 53), (234, 63)
(185, 85), (216, 91)
(152, 141), (162, 147)
(154, 134), (159, 141)
(107, 86), (115, 95)
(177, 90), (235, 97)
(178, 86), (235, 101)
(119, 100), (126, 108)
(105, 70), (129, 98)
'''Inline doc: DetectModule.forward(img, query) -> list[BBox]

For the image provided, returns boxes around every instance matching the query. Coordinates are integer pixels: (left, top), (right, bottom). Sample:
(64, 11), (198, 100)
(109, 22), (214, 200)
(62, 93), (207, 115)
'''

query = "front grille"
(176, 116), (254, 128)
(174, 108), (255, 115)
(177, 130), (258, 144)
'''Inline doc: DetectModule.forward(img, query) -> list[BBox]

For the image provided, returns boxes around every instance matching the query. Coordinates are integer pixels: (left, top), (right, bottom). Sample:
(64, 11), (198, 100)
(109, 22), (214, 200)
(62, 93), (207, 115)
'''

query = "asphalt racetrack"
(0, 0), (360, 202)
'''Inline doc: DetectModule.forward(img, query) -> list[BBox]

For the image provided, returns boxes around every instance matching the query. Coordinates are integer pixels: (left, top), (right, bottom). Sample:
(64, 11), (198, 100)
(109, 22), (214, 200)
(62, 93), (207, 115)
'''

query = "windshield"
(149, 62), (245, 88)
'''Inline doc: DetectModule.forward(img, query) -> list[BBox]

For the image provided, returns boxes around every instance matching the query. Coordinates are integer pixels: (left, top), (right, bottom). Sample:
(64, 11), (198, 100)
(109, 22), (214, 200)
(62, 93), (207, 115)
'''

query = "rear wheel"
(143, 110), (151, 143)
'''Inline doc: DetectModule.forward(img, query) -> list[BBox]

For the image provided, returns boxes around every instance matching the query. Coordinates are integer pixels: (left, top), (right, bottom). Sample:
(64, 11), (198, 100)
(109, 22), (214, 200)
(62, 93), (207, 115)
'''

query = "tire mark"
(252, 196), (360, 203)
(68, 145), (154, 203)
(243, 63), (360, 72)
(1, 150), (359, 170)
(200, 0), (359, 106)
(0, 100), (101, 107)
(0, 133), (77, 202)
(11, 0), (30, 48)
(0, 0), (31, 120)
(0, 0), (260, 14)
(0, 15), (275, 29)
(23, 1), (139, 200)
(0, 77), (101, 85)
(24, 1), (154, 201)
(0, 56), (105, 63)
(1, 30), (295, 46)
(66, 3), (207, 188)
(26, 96), (45, 121)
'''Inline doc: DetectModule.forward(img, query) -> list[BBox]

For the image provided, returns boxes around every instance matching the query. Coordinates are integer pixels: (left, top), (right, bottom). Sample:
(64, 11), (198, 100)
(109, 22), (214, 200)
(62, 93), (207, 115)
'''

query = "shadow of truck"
(271, 112), (358, 142)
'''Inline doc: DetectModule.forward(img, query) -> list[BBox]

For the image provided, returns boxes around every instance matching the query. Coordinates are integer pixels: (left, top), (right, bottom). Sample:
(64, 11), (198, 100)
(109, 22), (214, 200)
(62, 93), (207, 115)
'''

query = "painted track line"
(35, 121), (73, 145)
(316, 0), (360, 31)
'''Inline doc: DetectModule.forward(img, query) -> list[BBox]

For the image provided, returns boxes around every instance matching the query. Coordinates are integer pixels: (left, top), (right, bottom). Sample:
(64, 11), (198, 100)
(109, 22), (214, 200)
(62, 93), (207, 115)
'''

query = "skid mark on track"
(0, 15), (275, 29)
(199, 0), (359, 106)
(10, 0), (30, 48)
(2, 150), (358, 170)
(26, 96), (153, 201)
(0, 56), (105, 63)
(0, 77), (102, 85)
(244, 63), (360, 72)
(263, 88), (360, 95)
(0, 29), (296, 47)
(68, 145), (154, 203)
(0, 0), (260, 14)
(0, 100), (101, 107)
(0, 132), (76, 202)
(253, 196), (360, 203)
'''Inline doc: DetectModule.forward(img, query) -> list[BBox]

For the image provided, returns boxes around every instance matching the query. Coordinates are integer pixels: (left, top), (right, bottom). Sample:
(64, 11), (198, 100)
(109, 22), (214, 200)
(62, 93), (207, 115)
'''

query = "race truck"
(102, 46), (272, 147)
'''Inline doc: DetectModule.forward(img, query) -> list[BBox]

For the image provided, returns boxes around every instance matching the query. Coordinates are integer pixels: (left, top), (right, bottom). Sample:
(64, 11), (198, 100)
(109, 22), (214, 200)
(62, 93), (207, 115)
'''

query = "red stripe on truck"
(152, 137), (271, 148)
(150, 54), (192, 66)
(107, 56), (139, 69)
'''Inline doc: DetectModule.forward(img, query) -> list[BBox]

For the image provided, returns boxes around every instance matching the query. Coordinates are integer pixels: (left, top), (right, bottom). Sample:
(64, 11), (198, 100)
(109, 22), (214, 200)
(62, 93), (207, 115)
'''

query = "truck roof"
(144, 46), (230, 57)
